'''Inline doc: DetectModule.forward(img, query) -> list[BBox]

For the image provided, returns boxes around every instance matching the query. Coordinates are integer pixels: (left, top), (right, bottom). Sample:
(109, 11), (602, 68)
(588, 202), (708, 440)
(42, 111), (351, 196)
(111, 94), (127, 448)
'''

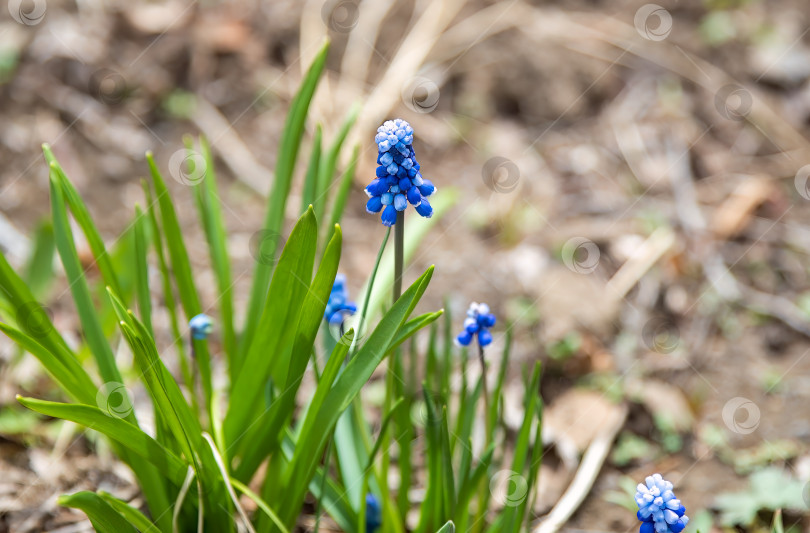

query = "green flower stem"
(478, 343), (492, 439)
(354, 227), (391, 357)
(393, 211), (404, 302)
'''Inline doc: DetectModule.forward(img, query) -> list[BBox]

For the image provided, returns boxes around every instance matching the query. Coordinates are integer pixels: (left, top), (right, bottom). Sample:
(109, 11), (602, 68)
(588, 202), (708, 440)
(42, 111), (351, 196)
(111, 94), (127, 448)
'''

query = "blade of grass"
(301, 125), (322, 213)
(43, 145), (123, 299)
(225, 207), (318, 450)
(133, 205), (153, 338)
(23, 219), (55, 300)
(240, 40), (329, 367)
(49, 168), (123, 390)
(313, 102), (360, 224)
(58, 491), (137, 533)
(17, 396), (188, 486)
(232, 225), (341, 481)
(192, 135), (236, 362)
(280, 266), (434, 528)
(98, 492), (162, 533)
(325, 143), (360, 237)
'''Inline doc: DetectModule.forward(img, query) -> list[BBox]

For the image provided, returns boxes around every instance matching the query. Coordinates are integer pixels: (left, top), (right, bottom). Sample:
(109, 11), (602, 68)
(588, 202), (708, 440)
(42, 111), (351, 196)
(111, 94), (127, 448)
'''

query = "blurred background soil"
(2, 0), (810, 531)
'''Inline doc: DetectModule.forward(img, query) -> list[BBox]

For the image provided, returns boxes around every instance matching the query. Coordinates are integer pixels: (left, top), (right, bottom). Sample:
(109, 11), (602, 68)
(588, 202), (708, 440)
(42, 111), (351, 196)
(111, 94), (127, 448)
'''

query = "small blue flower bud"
(366, 178), (388, 197)
(399, 178), (412, 190)
(381, 193), (393, 205)
(407, 186), (422, 206)
(394, 194), (407, 211)
(478, 329), (493, 346)
(457, 330), (473, 346)
(366, 196), (383, 213)
(386, 163), (398, 175)
(381, 205), (397, 226)
(189, 314), (213, 340)
(390, 185), (400, 193)
(418, 180), (436, 196)
(415, 197), (433, 218)
(375, 166), (387, 178)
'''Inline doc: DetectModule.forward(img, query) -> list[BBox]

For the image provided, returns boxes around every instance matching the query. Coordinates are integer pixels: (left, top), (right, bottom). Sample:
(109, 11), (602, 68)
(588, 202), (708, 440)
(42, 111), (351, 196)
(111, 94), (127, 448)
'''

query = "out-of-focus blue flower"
(366, 493), (382, 532)
(324, 274), (357, 325)
(456, 302), (496, 348)
(635, 473), (689, 533)
(189, 314), (213, 340)
(365, 119), (436, 226)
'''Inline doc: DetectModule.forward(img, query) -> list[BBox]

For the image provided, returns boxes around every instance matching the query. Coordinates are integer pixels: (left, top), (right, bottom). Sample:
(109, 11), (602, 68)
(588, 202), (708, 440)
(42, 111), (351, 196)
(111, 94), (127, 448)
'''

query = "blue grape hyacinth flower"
(324, 274), (357, 325)
(189, 314), (213, 340)
(366, 493), (382, 532)
(635, 473), (689, 533)
(456, 302), (496, 347)
(365, 119), (436, 226)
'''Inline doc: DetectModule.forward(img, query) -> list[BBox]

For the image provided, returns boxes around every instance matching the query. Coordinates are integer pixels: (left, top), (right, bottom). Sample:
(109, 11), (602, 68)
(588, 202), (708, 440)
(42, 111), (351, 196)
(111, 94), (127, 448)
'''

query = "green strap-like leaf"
(43, 145), (124, 300)
(232, 225), (342, 481)
(98, 492), (162, 533)
(240, 40), (329, 366)
(49, 168), (124, 390)
(58, 491), (137, 533)
(279, 266), (434, 527)
(18, 396), (188, 487)
(225, 207), (318, 447)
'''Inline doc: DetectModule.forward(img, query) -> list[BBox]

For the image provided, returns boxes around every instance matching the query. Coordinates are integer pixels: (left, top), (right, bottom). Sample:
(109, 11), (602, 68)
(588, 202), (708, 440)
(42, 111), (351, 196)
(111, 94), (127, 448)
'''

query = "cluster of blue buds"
(365, 493), (382, 532)
(365, 119), (436, 226)
(189, 314), (213, 340)
(635, 474), (689, 533)
(456, 302), (496, 348)
(324, 274), (357, 325)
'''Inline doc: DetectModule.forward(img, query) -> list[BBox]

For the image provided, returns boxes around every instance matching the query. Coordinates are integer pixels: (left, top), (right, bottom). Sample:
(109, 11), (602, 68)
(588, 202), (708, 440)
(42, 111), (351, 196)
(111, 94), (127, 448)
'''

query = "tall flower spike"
(324, 274), (357, 325)
(456, 302), (496, 348)
(635, 473), (689, 533)
(189, 314), (213, 340)
(365, 119), (436, 226)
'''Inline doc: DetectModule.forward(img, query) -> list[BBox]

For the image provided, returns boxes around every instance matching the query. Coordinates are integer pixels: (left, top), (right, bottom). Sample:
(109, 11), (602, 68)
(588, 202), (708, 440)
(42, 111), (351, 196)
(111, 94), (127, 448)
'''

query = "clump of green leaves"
(714, 468), (806, 527)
